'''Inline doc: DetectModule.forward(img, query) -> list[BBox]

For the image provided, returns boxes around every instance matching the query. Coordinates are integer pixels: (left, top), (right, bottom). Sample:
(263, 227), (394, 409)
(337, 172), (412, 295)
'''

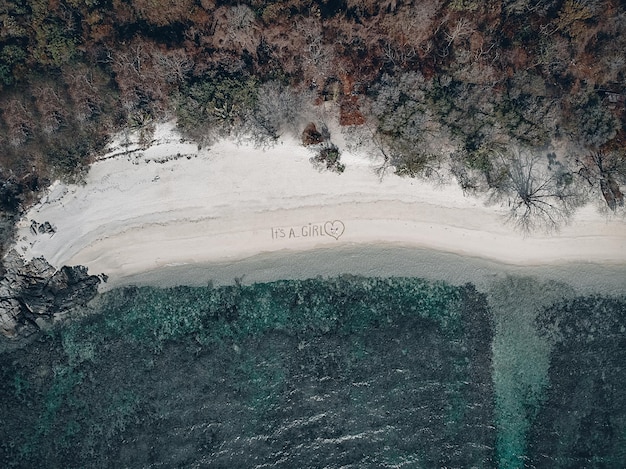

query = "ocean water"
(1, 273), (625, 468)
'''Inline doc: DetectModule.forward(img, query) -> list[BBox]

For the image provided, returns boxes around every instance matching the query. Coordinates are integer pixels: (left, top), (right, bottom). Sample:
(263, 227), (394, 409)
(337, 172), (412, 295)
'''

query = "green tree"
(176, 74), (259, 143)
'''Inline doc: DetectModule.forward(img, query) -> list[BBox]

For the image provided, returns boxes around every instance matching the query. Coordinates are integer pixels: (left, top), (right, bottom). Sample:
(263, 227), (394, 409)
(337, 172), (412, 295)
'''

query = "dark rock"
(42, 221), (55, 234)
(0, 250), (102, 339)
(31, 220), (56, 235)
(0, 298), (22, 338)
(49, 266), (101, 311)
(302, 123), (323, 146)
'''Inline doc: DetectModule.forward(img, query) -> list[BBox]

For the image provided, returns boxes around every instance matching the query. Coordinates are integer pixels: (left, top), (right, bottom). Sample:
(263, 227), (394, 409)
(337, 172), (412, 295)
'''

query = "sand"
(11, 121), (626, 291)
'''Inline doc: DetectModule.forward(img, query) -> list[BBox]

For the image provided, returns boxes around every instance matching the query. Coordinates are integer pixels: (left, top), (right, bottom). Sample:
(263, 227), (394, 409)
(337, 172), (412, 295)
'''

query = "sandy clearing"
(10, 122), (626, 288)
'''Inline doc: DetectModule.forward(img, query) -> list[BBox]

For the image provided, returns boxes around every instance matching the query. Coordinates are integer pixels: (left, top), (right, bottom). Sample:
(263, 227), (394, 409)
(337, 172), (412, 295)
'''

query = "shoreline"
(107, 243), (626, 295)
(11, 122), (626, 294)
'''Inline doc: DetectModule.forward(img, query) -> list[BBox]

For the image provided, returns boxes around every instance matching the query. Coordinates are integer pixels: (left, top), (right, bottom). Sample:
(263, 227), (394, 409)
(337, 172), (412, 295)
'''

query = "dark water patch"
(0, 276), (495, 468)
(528, 295), (626, 468)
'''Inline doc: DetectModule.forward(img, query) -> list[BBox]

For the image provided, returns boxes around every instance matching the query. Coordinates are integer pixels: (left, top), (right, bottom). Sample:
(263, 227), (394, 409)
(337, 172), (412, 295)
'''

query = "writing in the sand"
(271, 220), (345, 240)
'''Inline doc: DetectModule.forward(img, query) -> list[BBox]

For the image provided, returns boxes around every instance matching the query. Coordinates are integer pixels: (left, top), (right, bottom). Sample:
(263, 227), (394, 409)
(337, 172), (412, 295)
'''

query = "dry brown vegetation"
(0, 0), (624, 238)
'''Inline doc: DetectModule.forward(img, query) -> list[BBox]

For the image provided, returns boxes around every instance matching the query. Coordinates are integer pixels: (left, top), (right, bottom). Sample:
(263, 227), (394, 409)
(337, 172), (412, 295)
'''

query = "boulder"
(301, 122), (323, 146)
(0, 250), (102, 339)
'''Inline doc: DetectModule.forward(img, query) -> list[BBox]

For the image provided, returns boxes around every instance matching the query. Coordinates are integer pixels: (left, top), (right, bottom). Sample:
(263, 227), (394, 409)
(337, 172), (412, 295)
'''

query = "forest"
(1, 0), (625, 250)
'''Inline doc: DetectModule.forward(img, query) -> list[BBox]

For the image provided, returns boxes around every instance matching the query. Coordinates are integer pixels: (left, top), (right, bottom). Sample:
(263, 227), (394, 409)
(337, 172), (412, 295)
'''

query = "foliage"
(176, 73), (259, 143)
(309, 142), (345, 173)
(496, 71), (559, 147)
(0, 0), (625, 233)
(449, 0), (480, 12)
(251, 80), (314, 141)
(0, 45), (27, 86)
(566, 90), (620, 148)
(366, 72), (441, 176)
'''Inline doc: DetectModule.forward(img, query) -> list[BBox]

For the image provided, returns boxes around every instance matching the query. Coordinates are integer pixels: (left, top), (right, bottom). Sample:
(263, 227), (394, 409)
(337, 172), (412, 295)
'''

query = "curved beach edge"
(11, 123), (626, 293)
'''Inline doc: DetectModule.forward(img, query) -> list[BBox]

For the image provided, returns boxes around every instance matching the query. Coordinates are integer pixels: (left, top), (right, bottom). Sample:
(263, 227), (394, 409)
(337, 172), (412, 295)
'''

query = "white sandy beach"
(11, 122), (626, 290)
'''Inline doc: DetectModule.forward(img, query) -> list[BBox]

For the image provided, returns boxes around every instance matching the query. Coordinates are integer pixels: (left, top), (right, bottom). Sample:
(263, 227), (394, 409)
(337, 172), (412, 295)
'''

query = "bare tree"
(32, 83), (66, 135)
(380, 1), (442, 67)
(62, 65), (105, 124)
(576, 150), (625, 211)
(381, 41), (417, 68)
(489, 149), (583, 233)
(444, 17), (475, 48)
(109, 39), (178, 117)
(1, 98), (34, 146)
(153, 48), (193, 84)
(110, 42), (154, 113)
(211, 5), (259, 55)
(250, 81), (314, 143)
(364, 72), (442, 178)
(131, 0), (194, 26)
(295, 17), (334, 81)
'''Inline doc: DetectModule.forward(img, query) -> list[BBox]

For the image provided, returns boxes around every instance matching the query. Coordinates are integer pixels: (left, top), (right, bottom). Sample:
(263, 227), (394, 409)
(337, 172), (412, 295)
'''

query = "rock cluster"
(0, 250), (102, 339)
(30, 220), (56, 235)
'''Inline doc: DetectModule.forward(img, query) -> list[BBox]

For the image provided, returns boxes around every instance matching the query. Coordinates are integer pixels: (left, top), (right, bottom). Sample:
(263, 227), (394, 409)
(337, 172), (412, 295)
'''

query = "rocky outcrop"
(0, 250), (103, 339)
(301, 122), (324, 146)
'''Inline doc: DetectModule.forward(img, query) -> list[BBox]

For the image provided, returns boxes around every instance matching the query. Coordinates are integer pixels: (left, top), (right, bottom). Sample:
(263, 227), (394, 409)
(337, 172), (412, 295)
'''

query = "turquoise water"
(1, 274), (625, 468)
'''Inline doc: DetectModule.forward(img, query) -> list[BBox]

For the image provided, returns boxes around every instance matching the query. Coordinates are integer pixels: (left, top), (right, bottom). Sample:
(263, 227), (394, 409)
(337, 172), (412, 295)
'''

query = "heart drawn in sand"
(324, 220), (345, 240)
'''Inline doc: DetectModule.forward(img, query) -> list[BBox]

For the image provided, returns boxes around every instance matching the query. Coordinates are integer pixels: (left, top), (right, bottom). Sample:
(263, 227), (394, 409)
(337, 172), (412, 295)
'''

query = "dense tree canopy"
(0, 0), (625, 242)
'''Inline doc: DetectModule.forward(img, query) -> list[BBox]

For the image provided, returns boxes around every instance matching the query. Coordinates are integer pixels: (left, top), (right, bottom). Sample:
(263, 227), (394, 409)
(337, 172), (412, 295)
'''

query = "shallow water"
(115, 244), (626, 294)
